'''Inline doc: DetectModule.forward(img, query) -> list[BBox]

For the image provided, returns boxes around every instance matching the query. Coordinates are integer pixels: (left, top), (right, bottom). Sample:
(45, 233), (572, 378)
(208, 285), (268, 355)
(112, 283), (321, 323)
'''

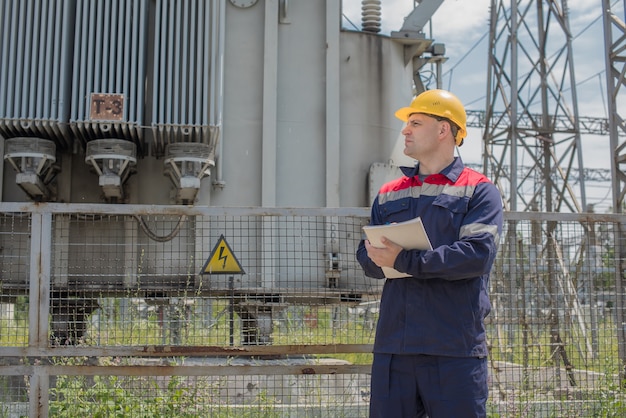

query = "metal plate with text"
(89, 93), (125, 121)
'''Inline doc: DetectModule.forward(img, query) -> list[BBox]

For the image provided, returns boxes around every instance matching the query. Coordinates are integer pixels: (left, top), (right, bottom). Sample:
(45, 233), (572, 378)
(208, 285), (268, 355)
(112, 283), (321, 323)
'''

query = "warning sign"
(201, 235), (245, 275)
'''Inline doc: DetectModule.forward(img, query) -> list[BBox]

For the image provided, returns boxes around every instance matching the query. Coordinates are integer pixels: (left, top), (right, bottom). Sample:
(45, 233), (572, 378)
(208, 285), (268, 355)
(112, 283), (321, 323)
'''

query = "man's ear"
(439, 120), (451, 138)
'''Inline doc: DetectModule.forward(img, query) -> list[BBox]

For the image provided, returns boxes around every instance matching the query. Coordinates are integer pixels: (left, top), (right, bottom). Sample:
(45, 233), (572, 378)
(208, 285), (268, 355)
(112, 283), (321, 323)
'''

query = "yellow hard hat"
(395, 89), (468, 146)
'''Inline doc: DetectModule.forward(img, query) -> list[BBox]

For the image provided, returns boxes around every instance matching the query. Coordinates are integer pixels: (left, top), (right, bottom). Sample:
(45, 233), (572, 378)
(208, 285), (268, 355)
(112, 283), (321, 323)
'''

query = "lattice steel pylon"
(604, 0), (626, 212)
(603, 0), (626, 384)
(485, 0), (597, 385)
(484, 0), (586, 213)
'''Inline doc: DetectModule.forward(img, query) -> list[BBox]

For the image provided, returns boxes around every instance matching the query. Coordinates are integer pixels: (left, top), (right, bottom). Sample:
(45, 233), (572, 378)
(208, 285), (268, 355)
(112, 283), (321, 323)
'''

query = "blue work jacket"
(357, 157), (503, 358)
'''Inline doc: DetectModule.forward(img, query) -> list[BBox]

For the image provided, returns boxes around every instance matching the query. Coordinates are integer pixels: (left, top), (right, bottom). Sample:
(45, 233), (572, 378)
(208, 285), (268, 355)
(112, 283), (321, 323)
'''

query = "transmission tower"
(484, 0), (585, 213)
(484, 0), (603, 382)
(604, 0), (626, 212)
(603, 0), (626, 382)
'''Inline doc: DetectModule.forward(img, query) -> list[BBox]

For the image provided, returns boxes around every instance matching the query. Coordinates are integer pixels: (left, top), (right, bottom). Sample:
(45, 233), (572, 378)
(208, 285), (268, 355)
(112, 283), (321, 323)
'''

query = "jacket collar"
(399, 157), (464, 182)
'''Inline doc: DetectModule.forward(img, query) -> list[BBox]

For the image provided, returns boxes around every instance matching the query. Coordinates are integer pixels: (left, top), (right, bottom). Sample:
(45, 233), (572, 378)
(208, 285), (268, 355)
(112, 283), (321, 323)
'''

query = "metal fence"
(1, 203), (626, 417)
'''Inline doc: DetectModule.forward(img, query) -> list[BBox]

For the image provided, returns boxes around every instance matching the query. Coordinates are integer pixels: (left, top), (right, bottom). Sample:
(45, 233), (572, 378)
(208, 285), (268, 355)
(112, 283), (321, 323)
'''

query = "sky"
(342, 0), (616, 212)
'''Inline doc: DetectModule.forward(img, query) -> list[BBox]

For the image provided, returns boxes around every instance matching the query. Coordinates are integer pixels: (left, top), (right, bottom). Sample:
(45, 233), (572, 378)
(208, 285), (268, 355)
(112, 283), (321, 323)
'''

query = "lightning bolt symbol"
(218, 246), (228, 268)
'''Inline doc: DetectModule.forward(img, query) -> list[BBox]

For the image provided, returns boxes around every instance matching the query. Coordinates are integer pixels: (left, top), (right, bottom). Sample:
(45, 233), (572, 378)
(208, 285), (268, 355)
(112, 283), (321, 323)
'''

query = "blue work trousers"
(369, 353), (488, 418)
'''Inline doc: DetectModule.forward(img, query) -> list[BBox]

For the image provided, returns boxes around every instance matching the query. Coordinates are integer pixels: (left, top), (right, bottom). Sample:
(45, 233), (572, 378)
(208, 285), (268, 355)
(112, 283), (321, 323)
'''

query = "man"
(356, 89), (503, 417)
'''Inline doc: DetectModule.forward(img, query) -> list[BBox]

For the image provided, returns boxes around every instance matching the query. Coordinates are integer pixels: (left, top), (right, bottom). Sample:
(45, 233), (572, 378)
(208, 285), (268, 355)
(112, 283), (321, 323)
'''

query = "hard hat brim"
(394, 107), (419, 122)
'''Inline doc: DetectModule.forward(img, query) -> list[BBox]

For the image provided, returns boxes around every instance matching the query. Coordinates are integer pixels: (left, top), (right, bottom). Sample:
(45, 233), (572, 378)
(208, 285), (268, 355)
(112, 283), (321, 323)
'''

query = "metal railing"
(1, 203), (626, 417)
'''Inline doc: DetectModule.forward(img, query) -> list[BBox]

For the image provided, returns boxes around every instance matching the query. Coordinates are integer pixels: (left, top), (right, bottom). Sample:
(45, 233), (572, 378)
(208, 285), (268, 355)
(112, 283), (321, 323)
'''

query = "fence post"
(28, 212), (52, 418)
(616, 221), (626, 386)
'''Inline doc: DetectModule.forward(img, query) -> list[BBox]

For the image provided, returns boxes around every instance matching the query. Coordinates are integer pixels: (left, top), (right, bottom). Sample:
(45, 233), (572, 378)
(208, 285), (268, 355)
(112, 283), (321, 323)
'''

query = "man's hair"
(430, 115), (461, 145)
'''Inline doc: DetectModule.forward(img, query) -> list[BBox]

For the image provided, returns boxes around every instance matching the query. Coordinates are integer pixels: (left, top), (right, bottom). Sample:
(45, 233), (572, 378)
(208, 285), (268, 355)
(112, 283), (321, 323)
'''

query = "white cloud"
(431, 0), (491, 43)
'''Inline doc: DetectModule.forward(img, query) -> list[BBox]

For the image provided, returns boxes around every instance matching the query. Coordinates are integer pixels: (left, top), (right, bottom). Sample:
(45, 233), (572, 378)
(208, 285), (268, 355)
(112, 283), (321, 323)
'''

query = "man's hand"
(364, 236), (403, 268)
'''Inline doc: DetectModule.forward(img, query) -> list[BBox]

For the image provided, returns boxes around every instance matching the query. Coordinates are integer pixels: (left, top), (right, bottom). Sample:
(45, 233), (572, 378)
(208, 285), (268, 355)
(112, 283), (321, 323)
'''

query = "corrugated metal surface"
(151, 0), (222, 158)
(1, 0), (222, 159)
(0, 0), (75, 148)
(69, 0), (149, 152)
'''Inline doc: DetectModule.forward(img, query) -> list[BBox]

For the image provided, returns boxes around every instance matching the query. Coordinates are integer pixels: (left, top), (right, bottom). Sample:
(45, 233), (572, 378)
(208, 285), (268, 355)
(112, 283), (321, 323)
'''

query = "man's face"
(401, 113), (443, 161)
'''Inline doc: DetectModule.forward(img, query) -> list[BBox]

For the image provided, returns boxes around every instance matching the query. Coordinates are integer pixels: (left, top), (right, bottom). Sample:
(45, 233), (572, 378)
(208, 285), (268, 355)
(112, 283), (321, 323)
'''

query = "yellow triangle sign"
(201, 235), (245, 275)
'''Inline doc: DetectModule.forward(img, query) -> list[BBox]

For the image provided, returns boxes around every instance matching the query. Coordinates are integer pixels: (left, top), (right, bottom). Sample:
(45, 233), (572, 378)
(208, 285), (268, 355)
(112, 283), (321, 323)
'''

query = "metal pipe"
(85, 2), (97, 121)
(209, 1), (217, 127)
(15, 1), (27, 116)
(213, 0), (226, 187)
(152, 0), (164, 148)
(22, 0), (35, 118)
(93, 1), (104, 100)
(0, 2), (8, 117)
(165, 0), (175, 125)
(42, 1), (55, 119)
(103, 0), (112, 91)
(172, 0), (182, 124)
(181, 1), (190, 123)
(188, 0), (198, 125)
(136, 0), (149, 139)
(71, 0), (86, 122)
(262, 0), (279, 206)
(326, 0), (340, 207)
(30, 0), (42, 119)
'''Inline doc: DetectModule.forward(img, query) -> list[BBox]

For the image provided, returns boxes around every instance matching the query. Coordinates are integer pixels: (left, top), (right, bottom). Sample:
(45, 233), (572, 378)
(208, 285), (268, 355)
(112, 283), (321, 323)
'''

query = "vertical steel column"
(261, 0), (279, 207)
(211, 0), (226, 189)
(324, 0), (342, 287)
(326, 0), (340, 208)
(602, 0), (626, 383)
(604, 0), (626, 211)
(28, 212), (52, 417)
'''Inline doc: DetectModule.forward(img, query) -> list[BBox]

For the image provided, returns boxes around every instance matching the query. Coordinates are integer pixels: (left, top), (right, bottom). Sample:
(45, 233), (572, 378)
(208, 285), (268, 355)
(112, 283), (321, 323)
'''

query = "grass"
(3, 297), (626, 416)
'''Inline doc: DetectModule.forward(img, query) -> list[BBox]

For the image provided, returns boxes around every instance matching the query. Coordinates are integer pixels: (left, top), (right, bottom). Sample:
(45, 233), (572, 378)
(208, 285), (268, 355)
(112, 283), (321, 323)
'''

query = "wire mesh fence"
(1, 204), (626, 417)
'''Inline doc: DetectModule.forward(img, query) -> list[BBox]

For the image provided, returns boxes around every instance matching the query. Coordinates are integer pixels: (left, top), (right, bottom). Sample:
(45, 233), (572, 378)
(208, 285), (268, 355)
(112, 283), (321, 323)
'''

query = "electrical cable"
(135, 215), (187, 242)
